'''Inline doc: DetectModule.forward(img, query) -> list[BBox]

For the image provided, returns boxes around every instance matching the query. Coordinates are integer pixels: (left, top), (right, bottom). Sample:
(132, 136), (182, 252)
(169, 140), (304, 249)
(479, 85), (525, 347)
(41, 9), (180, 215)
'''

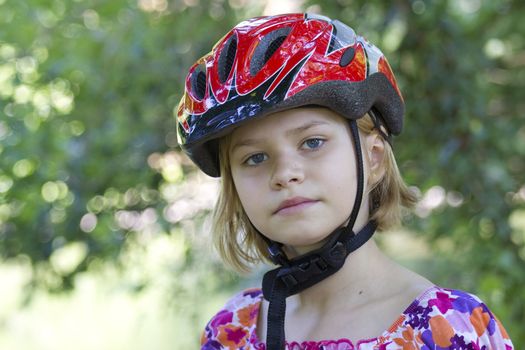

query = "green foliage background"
(0, 0), (524, 347)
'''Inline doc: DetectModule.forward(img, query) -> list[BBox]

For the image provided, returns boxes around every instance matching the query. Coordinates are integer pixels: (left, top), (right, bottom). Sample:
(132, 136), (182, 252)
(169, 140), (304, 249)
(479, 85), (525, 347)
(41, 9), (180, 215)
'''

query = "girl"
(176, 13), (514, 350)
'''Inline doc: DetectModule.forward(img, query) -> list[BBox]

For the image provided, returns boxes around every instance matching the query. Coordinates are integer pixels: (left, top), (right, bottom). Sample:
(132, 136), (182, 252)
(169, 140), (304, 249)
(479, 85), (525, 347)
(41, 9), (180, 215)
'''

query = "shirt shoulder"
(200, 288), (263, 350)
(382, 286), (514, 349)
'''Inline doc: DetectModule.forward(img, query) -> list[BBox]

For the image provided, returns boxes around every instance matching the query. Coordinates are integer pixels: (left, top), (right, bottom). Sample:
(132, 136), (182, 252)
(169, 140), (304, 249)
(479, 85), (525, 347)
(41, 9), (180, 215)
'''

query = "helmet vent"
(190, 64), (207, 100)
(264, 35), (287, 63)
(328, 20), (356, 54)
(218, 35), (237, 83)
(250, 27), (291, 76)
(339, 47), (355, 67)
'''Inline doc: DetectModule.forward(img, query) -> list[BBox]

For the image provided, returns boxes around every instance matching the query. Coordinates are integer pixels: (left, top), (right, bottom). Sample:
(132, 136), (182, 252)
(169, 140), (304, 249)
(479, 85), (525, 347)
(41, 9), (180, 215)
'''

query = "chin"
(263, 223), (337, 248)
(285, 234), (331, 254)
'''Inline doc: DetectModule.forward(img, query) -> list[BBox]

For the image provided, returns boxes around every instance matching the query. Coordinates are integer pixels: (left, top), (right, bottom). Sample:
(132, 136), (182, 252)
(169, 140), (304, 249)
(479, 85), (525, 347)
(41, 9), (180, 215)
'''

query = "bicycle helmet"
(176, 13), (405, 350)
(176, 13), (404, 177)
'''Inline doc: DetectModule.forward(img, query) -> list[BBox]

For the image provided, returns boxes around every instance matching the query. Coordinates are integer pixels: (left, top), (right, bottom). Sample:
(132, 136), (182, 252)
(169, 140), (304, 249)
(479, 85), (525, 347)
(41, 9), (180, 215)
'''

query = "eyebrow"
(230, 120), (330, 152)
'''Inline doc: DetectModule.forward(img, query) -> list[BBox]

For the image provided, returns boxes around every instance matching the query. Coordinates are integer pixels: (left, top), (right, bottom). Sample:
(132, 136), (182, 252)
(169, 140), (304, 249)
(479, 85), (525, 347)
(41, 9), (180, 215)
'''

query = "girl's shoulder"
(200, 288), (263, 350)
(380, 285), (514, 349)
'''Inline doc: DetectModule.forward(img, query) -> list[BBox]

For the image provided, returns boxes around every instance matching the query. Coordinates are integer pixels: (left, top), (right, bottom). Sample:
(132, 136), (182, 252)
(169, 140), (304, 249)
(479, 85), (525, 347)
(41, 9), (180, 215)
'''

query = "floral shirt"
(200, 286), (513, 350)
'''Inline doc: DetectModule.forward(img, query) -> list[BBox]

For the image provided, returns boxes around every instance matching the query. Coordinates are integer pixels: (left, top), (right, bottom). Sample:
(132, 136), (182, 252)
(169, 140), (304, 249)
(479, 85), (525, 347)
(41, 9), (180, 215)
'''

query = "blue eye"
(302, 138), (324, 150)
(245, 153), (268, 165)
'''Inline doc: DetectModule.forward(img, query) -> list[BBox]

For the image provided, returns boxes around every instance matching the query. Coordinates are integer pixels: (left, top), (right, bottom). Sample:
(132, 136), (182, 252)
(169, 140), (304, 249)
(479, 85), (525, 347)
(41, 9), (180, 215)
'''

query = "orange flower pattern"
(200, 286), (513, 349)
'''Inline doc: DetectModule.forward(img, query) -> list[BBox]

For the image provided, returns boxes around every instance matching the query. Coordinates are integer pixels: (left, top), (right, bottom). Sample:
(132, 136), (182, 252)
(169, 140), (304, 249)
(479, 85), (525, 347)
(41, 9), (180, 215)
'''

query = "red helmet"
(176, 13), (404, 177)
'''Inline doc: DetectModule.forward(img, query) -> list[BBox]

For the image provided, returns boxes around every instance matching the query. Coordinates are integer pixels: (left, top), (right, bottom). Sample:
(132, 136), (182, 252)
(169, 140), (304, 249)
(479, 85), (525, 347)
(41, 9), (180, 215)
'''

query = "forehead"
(229, 107), (347, 143)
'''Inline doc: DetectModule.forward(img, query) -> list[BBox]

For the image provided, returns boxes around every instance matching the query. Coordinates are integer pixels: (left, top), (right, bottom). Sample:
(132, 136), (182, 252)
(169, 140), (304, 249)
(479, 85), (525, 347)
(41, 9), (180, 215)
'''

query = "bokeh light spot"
(87, 195), (107, 213)
(411, 0), (426, 14)
(484, 38), (506, 59)
(14, 84), (33, 104)
(80, 213), (98, 233)
(0, 203), (11, 223)
(16, 56), (37, 75)
(82, 9), (100, 30)
(41, 181), (69, 203)
(0, 175), (14, 193)
(50, 242), (88, 275)
(42, 182), (60, 202)
(415, 186), (446, 218)
(50, 86), (74, 114)
(0, 121), (10, 140)
(160, 152), (183, 183)
(138, 0), (168, 13)
(69, 120), (85, 136)
(0, 44), (16, 59)
(13, 159), (36, 178)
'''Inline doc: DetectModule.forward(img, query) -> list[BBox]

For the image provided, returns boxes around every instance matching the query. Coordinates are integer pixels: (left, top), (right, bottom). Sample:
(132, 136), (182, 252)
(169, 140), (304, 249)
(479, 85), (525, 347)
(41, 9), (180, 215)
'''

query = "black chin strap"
(259, 120), (376, 350)
(262, 221), (377, 349)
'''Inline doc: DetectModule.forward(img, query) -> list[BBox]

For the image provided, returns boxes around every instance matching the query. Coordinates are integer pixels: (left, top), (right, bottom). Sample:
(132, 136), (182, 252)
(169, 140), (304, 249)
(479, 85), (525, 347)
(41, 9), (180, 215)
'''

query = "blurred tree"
(0, 0), (524, 347)
(0, 0), (255, 301)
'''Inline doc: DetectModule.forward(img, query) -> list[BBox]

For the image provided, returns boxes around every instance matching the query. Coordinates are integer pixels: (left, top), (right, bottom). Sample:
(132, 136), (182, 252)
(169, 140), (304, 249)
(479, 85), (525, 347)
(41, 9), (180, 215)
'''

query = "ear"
(364, 132), (386, 187)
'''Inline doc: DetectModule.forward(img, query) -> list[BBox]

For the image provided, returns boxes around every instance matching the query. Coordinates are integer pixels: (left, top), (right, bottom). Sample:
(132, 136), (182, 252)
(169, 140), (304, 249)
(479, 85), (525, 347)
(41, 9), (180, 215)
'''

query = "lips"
(274, 196), (319, 215)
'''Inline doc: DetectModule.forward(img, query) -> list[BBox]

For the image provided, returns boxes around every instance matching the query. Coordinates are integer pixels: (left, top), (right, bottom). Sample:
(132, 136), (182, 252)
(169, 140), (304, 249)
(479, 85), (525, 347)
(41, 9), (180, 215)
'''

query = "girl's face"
(229, 107), (374, 255)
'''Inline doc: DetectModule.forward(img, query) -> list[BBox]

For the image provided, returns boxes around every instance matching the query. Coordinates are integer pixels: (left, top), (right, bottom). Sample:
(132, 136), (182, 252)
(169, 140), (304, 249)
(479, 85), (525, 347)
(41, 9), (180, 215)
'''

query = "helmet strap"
(262, 221), (376, 349)
(259, 119), (376, 350)
(369, 108), (393, 147)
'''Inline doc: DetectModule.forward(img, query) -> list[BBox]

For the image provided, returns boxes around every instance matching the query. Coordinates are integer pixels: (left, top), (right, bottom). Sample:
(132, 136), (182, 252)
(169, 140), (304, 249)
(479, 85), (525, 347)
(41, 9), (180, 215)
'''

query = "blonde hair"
(211, 111), (418, 272)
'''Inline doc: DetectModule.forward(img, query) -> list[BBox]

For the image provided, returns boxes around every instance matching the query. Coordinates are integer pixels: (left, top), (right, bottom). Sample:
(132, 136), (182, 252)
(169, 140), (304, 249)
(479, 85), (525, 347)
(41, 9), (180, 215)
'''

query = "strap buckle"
(278, 255), (331, 289)
(322, 241), (347, 268)
(268, 244), (289, 266)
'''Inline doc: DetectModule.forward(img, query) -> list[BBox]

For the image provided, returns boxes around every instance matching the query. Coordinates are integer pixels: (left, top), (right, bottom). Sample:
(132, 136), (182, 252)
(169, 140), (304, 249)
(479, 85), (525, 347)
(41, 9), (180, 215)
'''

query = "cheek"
(232, 171), (263, 218)
(322, 152), (358, 206)
(326, 170), (356, 202)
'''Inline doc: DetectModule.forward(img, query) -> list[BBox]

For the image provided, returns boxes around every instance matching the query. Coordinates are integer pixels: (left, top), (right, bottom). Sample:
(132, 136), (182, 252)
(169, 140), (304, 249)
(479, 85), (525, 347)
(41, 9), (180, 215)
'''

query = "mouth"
(274, 197), (319, 215)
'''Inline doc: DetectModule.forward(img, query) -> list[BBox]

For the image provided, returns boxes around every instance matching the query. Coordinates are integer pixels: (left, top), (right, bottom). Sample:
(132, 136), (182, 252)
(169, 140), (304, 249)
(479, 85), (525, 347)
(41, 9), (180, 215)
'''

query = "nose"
(270, 154), (304, 190)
